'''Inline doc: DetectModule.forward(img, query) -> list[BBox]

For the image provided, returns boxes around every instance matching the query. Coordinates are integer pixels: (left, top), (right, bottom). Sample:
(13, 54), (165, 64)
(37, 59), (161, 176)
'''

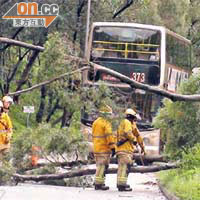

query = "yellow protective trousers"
(94, 154), (110, 185)
(117, 153), (133, 186)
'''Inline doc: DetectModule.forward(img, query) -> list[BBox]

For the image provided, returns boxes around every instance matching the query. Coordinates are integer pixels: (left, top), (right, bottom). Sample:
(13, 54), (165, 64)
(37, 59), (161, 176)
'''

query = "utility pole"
(84, 0), (91, 58)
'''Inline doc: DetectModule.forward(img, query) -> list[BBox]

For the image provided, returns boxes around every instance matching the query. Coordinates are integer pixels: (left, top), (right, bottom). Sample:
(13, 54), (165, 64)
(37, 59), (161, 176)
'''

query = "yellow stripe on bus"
(94, 48), (158, 54)
(93, 40), (159, 47)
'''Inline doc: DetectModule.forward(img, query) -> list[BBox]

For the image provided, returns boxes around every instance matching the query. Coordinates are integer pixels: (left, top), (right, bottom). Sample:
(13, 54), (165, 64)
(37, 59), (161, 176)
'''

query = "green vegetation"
(153, 74), (200, 157)
(154, 74), (200, 199)
(159, 143), (200, 200)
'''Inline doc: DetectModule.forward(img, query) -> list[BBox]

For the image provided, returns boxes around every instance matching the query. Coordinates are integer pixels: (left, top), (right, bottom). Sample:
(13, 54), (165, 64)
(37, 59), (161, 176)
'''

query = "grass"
(159, 162), (200, 200)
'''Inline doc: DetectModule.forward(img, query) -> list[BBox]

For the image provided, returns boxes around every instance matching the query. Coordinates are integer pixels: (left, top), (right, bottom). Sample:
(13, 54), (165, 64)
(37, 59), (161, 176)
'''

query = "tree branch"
(20, 154), (165, 172)
(0, 37), (44, 52)
(0, 28), (25, 52)
(90, 63), (200, 102)
(8, 66), (89, 96)
(7, 58), (200, 102)
(113, 0), (134, 19)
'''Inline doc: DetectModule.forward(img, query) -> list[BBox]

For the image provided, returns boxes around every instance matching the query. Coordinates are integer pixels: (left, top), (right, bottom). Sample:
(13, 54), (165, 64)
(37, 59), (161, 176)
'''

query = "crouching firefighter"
(92, 105), (115, 190)
(116, 108), (145, 191)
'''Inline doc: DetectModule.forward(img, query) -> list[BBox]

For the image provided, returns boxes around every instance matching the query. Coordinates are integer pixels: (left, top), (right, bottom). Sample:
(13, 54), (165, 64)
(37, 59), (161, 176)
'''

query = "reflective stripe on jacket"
(92, 117), (115, 154)
(116, 119), (135, 154)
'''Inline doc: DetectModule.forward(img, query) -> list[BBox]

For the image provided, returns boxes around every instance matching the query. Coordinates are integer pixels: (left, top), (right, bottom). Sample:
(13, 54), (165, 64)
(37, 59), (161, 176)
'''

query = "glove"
(111, 148), (115, 157)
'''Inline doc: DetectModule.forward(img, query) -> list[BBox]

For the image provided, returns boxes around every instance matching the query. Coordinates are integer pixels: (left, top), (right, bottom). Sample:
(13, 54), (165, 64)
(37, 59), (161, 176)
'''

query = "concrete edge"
(157, 181), (181, 200)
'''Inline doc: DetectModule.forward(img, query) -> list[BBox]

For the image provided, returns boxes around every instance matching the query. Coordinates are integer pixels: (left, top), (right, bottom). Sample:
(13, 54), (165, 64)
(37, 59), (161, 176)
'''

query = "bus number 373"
(131, 72), (145, 82)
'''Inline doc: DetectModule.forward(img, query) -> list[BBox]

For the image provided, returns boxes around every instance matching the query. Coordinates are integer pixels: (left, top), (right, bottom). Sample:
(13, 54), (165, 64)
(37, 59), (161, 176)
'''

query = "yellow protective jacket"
(116, 119), (135, 154)
(132, 122), (144, 150)
(92, 117), (115, 155)
(0, 112), (13, 150)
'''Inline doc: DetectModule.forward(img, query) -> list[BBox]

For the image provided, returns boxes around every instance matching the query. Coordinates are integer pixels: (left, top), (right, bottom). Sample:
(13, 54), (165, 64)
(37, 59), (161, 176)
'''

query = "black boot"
(95, 184), (109, 190)
(117, 184), (130, 188)
(117, 185), (132, 192)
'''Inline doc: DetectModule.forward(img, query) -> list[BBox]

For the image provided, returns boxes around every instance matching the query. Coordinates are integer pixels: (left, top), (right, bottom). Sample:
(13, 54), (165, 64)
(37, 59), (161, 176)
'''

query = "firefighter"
(2, 96), (13, 113)
(116, 108), (145, 191)
(92, 105), (115, 190)
(0, 101), (13, 156)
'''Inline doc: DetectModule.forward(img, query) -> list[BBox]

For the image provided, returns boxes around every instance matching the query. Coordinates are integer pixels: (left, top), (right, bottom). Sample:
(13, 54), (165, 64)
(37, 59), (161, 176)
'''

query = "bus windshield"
(92, 26), (161, 60)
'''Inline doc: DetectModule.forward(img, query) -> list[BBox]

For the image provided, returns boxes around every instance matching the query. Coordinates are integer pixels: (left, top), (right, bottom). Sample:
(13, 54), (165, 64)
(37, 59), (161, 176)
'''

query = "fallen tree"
(89, 63), (200, 102)
(13, 163), (177, 183)
(19, 154), (165, 172)
(7, 61), (200, 101)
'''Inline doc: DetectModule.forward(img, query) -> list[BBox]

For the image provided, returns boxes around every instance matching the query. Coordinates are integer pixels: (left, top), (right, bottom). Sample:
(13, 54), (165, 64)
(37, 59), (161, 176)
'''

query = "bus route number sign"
(131, 72), (145, 83)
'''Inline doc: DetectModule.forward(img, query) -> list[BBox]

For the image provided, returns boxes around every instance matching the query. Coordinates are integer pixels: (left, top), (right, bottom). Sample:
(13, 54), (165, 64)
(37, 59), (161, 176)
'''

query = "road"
(0, 173), (166, 200)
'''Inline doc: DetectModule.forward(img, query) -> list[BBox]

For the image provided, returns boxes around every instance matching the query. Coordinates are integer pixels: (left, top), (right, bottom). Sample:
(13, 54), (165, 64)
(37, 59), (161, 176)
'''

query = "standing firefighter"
(92, 105), (115, 190)
(116, 108), (145, 191)
(0, 101), (13, 156)
(2, 96), (13, 113)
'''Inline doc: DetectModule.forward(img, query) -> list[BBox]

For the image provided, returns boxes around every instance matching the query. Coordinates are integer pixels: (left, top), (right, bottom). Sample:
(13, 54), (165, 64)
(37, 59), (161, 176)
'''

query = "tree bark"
(0, 37), (44, 52)
(46, 98), (60, 123)
(8, 66), (89, 96)
(73, 0), (86, 44)
(90, 63), (200, 102)
(20, 154), (165, 172)
(7, 61), (200, 102)
(113, 0), (134, 19)
(0, 28), (24, 52)
(36, 86), (47, 123)
(61, 107), (68, 128)
(13, 163), (177, 182)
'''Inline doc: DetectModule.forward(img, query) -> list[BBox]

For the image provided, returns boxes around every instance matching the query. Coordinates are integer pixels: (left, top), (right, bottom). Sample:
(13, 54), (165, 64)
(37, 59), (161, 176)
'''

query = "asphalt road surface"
(0, 173), (167, 200)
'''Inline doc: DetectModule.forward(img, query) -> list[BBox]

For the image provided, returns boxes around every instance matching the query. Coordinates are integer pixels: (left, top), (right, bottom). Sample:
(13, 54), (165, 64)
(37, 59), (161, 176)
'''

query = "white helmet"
(2, 96), (13, 104)
(125, 108), (137, 117)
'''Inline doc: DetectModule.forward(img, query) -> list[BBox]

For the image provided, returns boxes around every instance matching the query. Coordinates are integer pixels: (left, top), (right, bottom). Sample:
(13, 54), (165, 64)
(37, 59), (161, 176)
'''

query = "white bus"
(83, 22), (192, 154)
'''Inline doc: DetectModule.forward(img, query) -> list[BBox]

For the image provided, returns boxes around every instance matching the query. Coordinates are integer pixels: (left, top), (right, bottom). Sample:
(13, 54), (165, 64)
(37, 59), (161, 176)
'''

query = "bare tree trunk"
(36, 86), (47, 123)
(20, 154), (165, 172)
(13, 163), (177, 183)
(46, 98), (60, 123)
(73, 0), (86, 44)
(61, 107), (68, 128)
